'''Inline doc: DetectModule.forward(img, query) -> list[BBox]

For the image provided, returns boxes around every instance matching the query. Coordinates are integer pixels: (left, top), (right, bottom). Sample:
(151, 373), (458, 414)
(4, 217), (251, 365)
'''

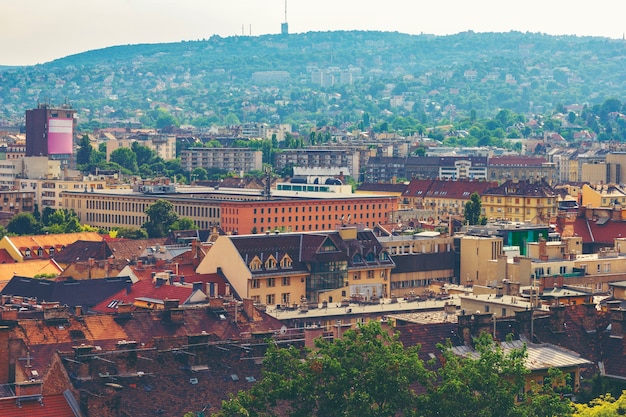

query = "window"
(282, 276), (290, 286)
(604, 263), (611, 272)
(281, 255), (293, 269)
(265, 256), (277, 270)
(266, 294), (275, 305)
(559, 266), (567, 274)
(251, 295), (260, 304)
(249, 257), (262, 271)
(281, 293), (290, 304)
(252, 279), (260, 288)
(367, 270), (374, 279)
(267, 278), (276, 287)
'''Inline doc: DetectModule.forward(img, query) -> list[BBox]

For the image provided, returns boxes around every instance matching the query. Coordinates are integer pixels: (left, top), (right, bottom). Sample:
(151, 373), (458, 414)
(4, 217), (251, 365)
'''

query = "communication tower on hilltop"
(281, 0), (288, 35)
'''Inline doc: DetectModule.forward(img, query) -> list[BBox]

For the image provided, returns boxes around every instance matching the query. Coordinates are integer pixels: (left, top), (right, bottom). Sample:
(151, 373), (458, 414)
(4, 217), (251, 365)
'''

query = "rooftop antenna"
(281, 0), (289, 35)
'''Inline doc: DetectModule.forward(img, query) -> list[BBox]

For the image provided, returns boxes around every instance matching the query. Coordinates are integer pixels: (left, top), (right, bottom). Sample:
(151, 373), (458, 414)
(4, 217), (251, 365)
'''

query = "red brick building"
(220, 196), (397, 234)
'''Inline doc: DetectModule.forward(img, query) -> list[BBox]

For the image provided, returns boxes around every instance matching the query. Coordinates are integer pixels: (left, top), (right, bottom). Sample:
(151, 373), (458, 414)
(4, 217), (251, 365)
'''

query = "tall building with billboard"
(25, 103), (76, 169)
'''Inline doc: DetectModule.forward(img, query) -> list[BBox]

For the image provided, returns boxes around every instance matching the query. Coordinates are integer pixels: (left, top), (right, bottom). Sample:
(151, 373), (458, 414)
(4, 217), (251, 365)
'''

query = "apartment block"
(180, 147), (263, 175)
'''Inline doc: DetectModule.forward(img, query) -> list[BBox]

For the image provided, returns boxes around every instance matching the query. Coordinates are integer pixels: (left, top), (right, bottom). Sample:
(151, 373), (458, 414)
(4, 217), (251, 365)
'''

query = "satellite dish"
(280, 325), (287, 335)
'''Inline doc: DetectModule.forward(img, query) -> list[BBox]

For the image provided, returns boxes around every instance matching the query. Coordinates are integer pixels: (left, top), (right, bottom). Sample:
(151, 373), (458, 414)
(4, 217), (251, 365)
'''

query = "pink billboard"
(48, 118), (73, 154)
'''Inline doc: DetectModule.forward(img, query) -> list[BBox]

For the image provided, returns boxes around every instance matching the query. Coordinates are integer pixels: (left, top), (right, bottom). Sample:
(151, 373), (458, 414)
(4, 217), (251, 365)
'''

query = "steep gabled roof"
(483, 179), (556, 197)
(107, 238), (167, 260)
(230, 234), (310, 276)
(52, 240), (111, 264)
(1, 276), (131, 308)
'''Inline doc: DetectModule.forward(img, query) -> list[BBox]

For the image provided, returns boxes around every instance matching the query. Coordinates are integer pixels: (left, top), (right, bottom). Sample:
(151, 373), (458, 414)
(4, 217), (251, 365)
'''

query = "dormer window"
(49, 247), (55, 255)
(37, 248), (43, 257)
(280, 255), (293, 269)
(379, 251), (389, 261)
(265, 256), (277, 270)
(353, 253), (363, 263)
(249, 257), (262, 271)
(366, 252), (375, 262)
(24, 249), (31, 258)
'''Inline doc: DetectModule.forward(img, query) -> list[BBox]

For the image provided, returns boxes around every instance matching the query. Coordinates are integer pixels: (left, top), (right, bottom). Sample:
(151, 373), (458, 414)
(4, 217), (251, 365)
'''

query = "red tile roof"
(0, 393), (75, 417)
(0, 249), (15, 264)
(91, 279), (196, 313)
(557, 215), (626, 244)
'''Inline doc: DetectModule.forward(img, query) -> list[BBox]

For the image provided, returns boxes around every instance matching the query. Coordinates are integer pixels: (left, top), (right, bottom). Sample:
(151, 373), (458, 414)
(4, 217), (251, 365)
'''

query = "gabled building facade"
(197, 227), (394, 306)
(482, 179), (557, 223)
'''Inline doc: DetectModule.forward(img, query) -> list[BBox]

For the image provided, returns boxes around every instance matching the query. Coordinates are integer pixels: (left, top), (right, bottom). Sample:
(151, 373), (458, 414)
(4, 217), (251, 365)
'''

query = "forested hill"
(1, 30), (625, 128)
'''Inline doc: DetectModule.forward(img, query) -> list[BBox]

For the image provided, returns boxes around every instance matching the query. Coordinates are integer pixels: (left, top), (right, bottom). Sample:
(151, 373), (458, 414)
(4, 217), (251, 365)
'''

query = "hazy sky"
(2, 0), (624, 66)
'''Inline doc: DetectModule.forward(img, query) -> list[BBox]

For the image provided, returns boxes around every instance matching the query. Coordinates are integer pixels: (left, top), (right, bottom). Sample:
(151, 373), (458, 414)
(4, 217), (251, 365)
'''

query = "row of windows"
(254, 203), (387, 214)
(251, 276), (292, 288)
(534, 263), (611, 277)
(488, 197), (554, 204)
(84, 199), (220, 219)
(253, 212), (384, 224)
(249, 255), (293, 271)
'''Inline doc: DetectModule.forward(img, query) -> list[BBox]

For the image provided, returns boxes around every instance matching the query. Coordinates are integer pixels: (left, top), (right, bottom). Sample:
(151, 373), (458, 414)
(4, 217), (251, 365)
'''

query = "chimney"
(163, 299), (180, 311)
(473, 312), (494, 337)
(539, 236), (548, 261)
(334, 322), (348, 340)
(304, 326), (324, 349)
(106, 257), (113, 276)
(73, 345), (94, 359)
(613, 204), (622, 221)
(155, 277), (166, 288)
(14, 380), (43, 398)
(609, 308), (626, 339)
(75, 305), (82, 317)
(582, 303), (597, 333)
(126, 280), (132, 294)
(242, 298), (255, 320)
(0, 327), (9, 384)
(209, 298), (224, 309)
(457, 313), (473, 346)
(514, 309), (533, 339)
(549, 304), (566, 333)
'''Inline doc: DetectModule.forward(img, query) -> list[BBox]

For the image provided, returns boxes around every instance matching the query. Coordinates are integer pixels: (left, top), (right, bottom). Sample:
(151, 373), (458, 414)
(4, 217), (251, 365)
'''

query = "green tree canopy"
(171, 217), (197, 231)
(110, 147), (138, 172)
(464, 191), (486, 225)
(215, 321), (429, 417)
(142, 199), (179, 238)
(76, 134), (93, 167)
(7, 213), (42, 235)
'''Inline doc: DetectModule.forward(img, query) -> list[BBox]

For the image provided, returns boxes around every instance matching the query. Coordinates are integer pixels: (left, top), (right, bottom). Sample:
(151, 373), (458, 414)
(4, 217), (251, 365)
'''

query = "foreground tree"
(214, 321), (430, 417)
(422, 334), (572, 417)
(212, 326), (575, 417)
(573, 391), (626, 416)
